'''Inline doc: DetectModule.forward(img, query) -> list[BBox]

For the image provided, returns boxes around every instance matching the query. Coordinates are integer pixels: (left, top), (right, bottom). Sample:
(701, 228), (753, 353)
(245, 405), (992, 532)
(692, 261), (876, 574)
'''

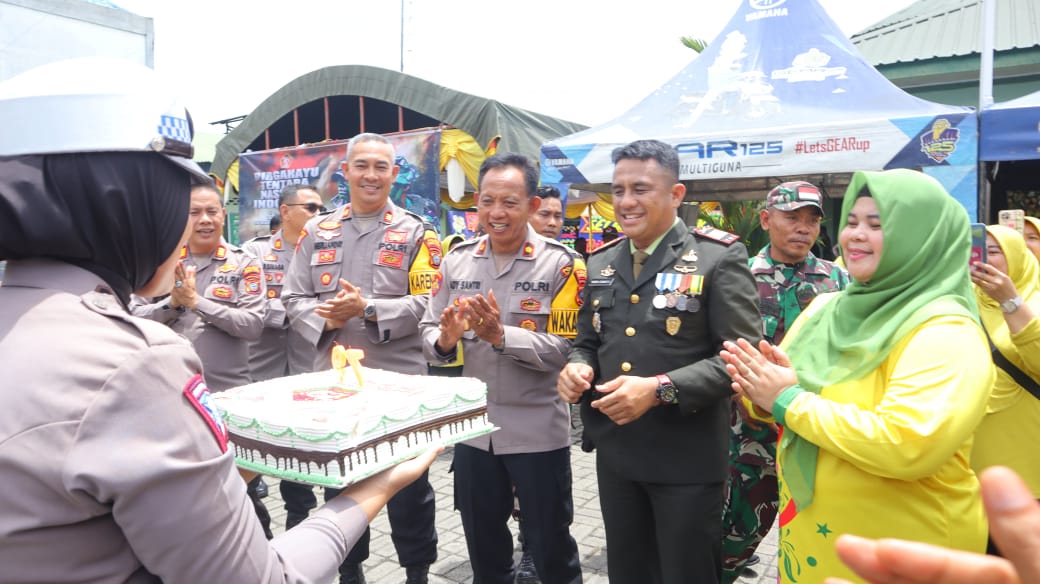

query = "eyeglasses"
(284, 203), (326, 213)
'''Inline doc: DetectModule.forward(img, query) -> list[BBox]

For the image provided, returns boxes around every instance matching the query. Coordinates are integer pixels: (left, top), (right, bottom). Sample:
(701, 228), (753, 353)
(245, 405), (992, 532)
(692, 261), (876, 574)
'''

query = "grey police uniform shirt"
(0, 259), (367, 583)
(243, 230), (312, 378)
(420, 226), (583, 454)
(131, 239), (265, 391)
(281, 202), (441, 375)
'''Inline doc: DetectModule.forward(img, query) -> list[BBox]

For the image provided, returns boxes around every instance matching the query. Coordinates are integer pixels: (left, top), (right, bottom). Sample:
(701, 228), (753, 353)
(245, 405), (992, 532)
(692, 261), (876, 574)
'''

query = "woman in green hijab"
(720, 169), (995, 584)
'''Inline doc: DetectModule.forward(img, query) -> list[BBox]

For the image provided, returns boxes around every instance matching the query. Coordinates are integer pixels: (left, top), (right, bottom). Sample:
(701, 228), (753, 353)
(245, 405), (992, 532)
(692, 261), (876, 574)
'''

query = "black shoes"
(516, 551), (539, 583)
(339, 563), (366, 584)
(405, 564), (430, 584)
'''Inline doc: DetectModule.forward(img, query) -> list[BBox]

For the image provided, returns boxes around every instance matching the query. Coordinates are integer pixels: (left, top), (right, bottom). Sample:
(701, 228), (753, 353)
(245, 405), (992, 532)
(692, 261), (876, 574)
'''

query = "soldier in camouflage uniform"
(721, 181), (849, 583)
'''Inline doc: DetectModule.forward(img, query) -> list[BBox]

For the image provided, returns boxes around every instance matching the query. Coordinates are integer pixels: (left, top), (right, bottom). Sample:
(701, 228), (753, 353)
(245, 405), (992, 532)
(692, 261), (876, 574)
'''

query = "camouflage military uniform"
(721, 244), (848, 582)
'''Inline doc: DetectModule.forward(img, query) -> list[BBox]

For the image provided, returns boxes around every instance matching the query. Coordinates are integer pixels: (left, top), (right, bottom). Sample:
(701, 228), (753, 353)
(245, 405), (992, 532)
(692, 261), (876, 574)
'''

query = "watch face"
(657, 383), (678, 404)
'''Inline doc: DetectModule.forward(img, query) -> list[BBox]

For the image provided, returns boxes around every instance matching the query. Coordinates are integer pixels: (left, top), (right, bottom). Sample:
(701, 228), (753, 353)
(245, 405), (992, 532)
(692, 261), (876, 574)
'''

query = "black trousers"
(280, 480), (318, 531)
(453, 443), (582, 584)
(246, 475), (273, 539)
(596, 458), (724, 584)
(325, 469), (438, 569)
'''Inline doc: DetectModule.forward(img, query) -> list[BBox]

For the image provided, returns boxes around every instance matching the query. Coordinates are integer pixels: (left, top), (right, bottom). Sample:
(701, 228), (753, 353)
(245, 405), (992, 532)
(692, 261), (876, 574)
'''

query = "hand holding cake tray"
(213, 346), (497, 488)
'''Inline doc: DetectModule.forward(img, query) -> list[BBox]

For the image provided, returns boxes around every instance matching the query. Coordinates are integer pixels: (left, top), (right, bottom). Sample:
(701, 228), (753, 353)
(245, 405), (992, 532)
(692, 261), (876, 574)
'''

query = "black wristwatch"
(655, 374), (679, 405)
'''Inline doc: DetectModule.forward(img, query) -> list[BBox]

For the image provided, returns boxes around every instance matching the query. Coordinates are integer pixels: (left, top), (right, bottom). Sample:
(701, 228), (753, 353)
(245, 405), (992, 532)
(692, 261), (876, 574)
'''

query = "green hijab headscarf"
(781, 169), (981, 510)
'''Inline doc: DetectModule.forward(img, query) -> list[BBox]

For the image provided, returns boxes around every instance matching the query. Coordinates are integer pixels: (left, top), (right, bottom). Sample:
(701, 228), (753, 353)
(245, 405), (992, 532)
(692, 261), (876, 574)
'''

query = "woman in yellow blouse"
(721, 169), (995, 584)
(969, 226), (1040, 505)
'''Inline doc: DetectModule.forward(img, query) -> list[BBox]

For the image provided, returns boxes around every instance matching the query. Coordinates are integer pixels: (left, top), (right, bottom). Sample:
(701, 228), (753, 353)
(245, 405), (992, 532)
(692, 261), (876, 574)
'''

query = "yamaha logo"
(749, 0), (785, 8)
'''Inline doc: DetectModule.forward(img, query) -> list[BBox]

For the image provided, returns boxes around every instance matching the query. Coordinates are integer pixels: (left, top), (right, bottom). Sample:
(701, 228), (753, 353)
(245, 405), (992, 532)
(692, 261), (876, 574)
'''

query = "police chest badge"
(592, 312), (602, 333)
(666, 316), (681, 336)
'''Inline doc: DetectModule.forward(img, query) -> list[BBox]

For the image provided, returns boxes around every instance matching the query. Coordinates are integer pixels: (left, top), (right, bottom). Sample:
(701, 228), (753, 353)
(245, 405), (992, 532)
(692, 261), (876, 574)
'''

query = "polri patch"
(215, 245), (227, 259)
(520, 297), (542, 311)
(382, 210), (394, 223)
(317, 249), (337, 264)
(320, 272), (334, 286)
(183, 374), (227, 452)
(379, 250), (405, 268)
(212, 286), (233, 299)
(318, 219), (342, 231)
(519, 318), (537, 331)
(218, 263), (237, 273)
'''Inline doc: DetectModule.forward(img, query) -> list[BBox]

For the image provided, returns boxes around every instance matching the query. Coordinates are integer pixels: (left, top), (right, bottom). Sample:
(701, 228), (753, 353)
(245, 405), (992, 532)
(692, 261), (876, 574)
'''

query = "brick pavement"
(262, 428), (779, 584)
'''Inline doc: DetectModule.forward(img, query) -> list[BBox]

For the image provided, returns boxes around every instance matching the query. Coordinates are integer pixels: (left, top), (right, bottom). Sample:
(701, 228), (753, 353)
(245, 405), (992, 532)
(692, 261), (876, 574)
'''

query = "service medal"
(676, 295), (688, 311)
(592, 312), (602, 333)
(652, 294), (667, 309)
(666, 316), (681, 336)
(666, 293), (678, 308)
(686, 297), (701, 312)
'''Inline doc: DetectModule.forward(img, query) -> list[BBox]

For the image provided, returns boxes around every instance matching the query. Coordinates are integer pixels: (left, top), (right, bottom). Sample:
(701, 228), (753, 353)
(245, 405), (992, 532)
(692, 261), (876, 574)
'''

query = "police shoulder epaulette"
(242, 233), (271, 246)
(590, 236), (625, 255)
(693, 226), (740, 246)
(451, 236), (481, 250)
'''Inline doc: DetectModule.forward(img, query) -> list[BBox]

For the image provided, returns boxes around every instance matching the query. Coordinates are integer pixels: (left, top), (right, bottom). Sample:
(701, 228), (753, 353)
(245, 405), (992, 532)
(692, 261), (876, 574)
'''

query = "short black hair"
(611, 139), (680, 183)
(478, 152), (538, 198)
(278, 183), (320, 206)
(536, 185), (561, 199)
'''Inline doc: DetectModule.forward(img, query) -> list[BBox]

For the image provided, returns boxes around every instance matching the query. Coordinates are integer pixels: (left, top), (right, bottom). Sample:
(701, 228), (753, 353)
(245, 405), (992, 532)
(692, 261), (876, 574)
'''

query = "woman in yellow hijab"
(969, 225), (1040, 509)
(1023, 216), (1040, 264)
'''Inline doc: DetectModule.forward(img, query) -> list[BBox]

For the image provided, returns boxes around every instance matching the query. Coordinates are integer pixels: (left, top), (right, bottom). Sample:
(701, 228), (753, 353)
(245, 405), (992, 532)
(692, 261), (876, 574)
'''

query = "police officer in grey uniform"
(132, 182), (265, 392)
(242, 183), (325, 531)
(421, 153), (584, 584)
(0, 57), (438, 584)
(282, 132), (442, 584)
(558, 140), (762, 584)
(243, 183), (325, 379)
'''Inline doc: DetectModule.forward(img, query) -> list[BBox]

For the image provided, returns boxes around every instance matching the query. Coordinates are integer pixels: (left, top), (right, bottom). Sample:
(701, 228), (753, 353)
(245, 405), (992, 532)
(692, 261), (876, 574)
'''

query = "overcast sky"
(115, 0), (917, 134)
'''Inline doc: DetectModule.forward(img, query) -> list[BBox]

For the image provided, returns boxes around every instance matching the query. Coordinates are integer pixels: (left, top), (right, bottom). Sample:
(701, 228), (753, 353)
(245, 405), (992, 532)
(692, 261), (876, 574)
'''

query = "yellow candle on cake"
(345, 347), (365, 387)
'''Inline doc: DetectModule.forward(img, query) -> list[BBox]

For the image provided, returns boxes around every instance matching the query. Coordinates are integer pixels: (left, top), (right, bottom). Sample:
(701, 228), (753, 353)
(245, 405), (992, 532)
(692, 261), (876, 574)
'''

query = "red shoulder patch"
(693, 226), (740, 246)
(183, 374), (227, 452)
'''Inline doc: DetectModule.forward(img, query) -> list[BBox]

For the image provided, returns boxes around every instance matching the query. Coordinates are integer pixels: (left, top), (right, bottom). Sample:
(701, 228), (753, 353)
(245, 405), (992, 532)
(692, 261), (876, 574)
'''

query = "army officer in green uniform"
(558, 139), (761, 584)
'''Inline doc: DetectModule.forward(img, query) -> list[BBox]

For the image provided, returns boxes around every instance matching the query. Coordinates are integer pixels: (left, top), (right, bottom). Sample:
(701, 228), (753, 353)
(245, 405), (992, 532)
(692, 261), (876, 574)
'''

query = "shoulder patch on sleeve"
(693, 226), (740, 246)
(183, 374), (228, 453)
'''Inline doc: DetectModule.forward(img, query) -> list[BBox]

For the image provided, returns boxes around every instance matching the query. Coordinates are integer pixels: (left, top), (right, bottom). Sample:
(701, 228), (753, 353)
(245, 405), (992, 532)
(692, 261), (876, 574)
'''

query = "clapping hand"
(720, 338), (798, 413)
(169, 261), (198, 310)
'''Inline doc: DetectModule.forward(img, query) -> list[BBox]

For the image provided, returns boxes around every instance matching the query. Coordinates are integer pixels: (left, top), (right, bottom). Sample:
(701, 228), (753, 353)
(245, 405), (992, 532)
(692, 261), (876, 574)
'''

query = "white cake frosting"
(213, 366), (494, 487)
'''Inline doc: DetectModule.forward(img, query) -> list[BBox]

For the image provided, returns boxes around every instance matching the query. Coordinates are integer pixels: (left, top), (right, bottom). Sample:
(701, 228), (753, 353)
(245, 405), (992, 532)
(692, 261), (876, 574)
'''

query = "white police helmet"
(0, 57), (208, 182)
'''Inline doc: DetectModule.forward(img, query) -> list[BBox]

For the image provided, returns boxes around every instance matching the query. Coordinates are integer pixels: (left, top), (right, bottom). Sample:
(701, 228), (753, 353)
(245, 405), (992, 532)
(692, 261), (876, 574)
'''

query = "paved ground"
(262, 423), (779, 584)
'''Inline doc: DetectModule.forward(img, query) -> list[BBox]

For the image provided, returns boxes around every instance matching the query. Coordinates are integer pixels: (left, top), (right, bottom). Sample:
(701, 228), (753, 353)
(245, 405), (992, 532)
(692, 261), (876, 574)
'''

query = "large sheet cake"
(213, 366), (495, 487)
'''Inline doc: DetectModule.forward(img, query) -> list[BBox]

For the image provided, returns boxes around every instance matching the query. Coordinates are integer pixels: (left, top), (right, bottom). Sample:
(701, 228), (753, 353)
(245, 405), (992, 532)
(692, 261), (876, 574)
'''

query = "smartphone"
(970, 222), (987, 266)
(999, 209), (1025, 235)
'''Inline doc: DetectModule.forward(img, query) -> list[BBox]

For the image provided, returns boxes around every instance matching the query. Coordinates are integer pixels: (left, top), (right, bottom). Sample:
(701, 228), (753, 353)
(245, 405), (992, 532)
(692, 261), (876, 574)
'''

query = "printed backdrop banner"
(238, 128), (443, 242)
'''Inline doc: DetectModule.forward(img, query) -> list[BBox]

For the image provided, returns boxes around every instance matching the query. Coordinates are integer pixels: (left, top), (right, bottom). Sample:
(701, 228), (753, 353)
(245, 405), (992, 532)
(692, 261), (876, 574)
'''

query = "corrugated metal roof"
(852, 0), (1040, 65)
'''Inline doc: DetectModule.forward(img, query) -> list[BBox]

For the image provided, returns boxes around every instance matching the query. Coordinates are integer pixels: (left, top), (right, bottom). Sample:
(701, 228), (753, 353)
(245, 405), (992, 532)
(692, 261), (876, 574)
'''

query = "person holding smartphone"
(969, 225), (1040, 547)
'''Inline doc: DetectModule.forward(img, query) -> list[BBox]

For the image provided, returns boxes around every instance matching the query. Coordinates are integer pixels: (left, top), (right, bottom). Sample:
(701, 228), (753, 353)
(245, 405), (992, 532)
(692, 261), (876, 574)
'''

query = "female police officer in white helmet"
(0, 58), (438, 583)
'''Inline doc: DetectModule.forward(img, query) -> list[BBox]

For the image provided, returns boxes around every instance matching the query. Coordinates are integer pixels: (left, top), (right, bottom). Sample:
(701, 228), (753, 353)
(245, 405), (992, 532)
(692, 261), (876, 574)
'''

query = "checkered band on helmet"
(0, 57), (207, 181)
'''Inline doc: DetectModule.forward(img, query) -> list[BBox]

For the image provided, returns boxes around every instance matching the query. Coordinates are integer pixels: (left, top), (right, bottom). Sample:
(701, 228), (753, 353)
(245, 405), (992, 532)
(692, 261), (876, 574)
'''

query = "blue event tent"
(540, 0), (980, 218)
(981, 89), (1040, 161)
